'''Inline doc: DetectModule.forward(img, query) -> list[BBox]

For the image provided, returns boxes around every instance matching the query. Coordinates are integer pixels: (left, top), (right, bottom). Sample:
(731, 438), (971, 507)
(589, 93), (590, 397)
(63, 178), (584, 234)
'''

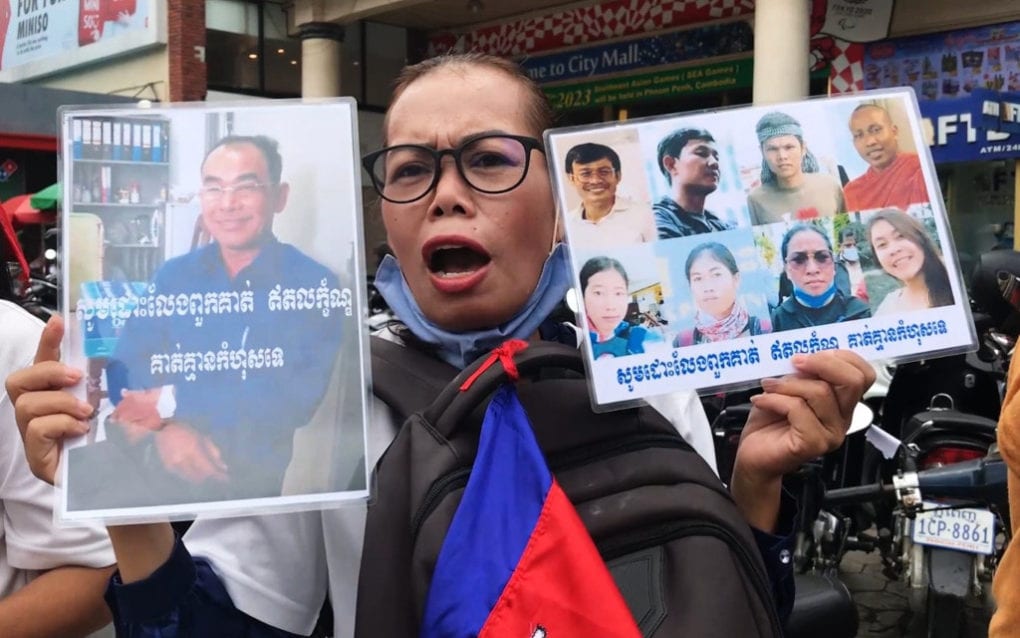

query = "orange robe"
(843, 153), (930, 212)
(990, 357), (1020, 636)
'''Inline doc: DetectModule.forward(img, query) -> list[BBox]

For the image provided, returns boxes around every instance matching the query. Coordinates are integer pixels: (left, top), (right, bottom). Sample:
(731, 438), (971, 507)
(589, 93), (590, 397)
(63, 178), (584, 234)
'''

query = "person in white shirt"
(0, 300), (115, 636)
(564, 142), (656, 248)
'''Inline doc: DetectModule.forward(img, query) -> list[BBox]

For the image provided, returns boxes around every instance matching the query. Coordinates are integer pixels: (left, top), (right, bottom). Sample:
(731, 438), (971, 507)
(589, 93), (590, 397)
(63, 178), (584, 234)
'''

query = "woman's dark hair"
(685, 242), (739, 280)
(866, 208), (953, 307)
(580, 256), (629, 293)
(780, 223), (832, 260)
(385, 53), (554, 141)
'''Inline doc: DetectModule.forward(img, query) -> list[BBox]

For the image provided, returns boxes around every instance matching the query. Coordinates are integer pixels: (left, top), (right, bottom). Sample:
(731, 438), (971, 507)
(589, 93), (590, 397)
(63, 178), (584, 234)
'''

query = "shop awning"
(30, 183), (60, 210)
(4, 192), (56, 226)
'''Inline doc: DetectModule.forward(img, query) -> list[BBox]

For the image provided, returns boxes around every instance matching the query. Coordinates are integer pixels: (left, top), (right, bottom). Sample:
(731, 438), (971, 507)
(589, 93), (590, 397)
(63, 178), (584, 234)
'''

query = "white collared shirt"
(566, 195), (657, 248)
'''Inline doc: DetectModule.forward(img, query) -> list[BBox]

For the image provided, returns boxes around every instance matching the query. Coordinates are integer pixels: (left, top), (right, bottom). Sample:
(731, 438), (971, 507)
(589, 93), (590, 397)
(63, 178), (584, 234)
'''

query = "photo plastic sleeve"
(58, 99), (371, 523)
(545, 88), (977, 409)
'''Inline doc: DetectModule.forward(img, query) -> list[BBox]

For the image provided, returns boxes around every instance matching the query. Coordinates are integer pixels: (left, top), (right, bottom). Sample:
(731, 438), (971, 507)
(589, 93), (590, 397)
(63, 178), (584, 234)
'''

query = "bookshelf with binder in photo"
(70, 115), (171, 282)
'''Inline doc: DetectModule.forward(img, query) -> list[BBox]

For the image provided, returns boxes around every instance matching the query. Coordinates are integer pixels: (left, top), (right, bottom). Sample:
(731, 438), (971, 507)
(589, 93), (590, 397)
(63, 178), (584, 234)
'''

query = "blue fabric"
(373, 243), (573, 368)
(421, 384), (551, 637)
(106, 537), (300, 637)
(590, 321), (647, 358)
(102, 309), (798, 634)
(752, 488), (799, 626)
(106, 237), (343, 495)
(771, 291), (872, 333)
(792, 280), (838, 309)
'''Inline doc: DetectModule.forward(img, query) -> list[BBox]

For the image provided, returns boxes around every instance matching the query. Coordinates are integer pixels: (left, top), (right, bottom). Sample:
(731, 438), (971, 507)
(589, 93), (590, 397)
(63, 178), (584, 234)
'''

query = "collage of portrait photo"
(549, 90), (969, 400)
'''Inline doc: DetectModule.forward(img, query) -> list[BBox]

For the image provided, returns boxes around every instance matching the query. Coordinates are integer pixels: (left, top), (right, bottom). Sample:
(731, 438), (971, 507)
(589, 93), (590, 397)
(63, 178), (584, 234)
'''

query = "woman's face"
(381, 66), (556, 331)
(870, 219), (924, 283)
(584, 268), (629, 338)
(688, 252), (739, 319)
(784, 230), (835, 295)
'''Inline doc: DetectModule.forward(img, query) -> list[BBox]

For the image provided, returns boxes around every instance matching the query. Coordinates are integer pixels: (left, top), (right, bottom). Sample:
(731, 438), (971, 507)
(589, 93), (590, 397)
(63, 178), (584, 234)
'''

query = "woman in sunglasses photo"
(866, 208), (953, 316)
(771, 223), (871, 332)
(7, 53), (875, 637)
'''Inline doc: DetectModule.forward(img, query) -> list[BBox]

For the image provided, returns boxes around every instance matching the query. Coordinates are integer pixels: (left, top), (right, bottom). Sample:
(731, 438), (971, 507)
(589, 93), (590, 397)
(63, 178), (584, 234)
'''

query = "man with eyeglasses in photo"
(87, 134), (344, 506)
(561, 142), (655, 247)
(770, 223), (870, 333)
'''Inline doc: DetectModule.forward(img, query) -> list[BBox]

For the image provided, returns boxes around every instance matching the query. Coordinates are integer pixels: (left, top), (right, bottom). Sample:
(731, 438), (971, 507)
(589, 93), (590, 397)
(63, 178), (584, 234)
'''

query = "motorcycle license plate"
(911, 502), (995, 555)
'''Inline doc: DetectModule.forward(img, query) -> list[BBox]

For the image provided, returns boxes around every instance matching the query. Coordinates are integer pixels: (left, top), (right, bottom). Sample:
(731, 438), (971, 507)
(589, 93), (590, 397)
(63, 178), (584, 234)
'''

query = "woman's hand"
(7, 316), (177, 584)
(730, 350), (875, 531)
(5, 316), (93, 485)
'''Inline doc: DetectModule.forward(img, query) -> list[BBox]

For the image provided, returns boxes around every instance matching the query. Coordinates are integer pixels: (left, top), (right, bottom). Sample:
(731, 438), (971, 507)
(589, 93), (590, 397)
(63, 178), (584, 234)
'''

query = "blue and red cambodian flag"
(420, 381), (642, 638)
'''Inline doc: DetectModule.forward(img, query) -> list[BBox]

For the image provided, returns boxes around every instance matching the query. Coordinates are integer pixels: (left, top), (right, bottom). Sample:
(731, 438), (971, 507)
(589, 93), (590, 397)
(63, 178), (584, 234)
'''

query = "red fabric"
(0, 203), (29, 285)
(478, 480), (642, 638)
(844, 153), (930, 212)
(459, 339), (529, 390)
(854, 280), (869, 302)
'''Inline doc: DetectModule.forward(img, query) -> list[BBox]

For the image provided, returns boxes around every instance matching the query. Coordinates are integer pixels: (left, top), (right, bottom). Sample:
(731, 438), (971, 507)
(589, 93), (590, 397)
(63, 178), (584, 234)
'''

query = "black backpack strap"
(370, 334), (460, 422)
(425, 340), (584, 437)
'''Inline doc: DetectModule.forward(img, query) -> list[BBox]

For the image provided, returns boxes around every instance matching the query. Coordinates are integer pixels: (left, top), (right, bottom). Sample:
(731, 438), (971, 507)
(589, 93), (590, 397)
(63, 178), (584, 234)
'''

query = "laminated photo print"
(547, 88), (976, 408)
(58, 100), (370, 523)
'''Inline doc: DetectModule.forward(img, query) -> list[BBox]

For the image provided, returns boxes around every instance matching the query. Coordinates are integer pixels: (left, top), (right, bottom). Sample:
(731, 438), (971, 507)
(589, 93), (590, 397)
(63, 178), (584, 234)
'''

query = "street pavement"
(841, 549), (992, 637)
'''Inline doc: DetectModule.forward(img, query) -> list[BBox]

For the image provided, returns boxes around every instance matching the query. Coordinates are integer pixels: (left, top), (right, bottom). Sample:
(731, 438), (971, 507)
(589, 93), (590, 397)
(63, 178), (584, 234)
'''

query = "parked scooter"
(709, 400), (866, 638)
(797, 250), (1020, 636)
(824, 448), (1008, 638)
(0, 199), (59, 320)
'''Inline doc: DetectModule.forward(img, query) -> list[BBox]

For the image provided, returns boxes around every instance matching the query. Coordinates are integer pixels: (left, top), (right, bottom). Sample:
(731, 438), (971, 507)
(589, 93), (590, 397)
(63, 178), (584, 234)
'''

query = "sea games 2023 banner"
(0, 0), (163, 82)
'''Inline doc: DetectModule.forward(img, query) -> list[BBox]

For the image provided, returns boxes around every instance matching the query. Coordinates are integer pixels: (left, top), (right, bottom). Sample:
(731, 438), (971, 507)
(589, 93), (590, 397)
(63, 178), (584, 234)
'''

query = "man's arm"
(0, 563), (115, 638)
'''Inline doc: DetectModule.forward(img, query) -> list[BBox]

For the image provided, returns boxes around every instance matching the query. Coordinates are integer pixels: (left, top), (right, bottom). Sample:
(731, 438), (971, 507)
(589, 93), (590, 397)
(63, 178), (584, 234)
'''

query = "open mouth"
(424, 240), (492, 278)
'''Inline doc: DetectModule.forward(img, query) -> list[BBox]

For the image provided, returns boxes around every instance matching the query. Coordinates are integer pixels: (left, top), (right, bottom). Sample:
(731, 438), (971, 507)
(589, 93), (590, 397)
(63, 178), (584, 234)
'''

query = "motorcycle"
(0, 197), (59, 320)
(823, 448), (1008, 638)
(708, 399), (868, 638)
(796, 250), (1020, 637)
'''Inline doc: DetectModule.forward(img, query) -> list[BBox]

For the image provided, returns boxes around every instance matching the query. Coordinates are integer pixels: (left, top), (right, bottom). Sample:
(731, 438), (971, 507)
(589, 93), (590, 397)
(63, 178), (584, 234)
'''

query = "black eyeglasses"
(361, 134), (545, 204)
(786, 250), (834, 268)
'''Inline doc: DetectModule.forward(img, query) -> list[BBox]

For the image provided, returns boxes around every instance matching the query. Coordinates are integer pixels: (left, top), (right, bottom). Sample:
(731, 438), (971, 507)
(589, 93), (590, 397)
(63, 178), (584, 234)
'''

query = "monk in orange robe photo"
(843, 103), (930, 212)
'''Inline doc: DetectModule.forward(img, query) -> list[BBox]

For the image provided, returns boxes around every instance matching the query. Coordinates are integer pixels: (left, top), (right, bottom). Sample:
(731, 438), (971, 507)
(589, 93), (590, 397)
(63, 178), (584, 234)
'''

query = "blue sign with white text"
(520, 21), (753, 85)
(863, 20), (1020, 161)
(973, 88), (1020, 136)
(920, 95), (1020, 163)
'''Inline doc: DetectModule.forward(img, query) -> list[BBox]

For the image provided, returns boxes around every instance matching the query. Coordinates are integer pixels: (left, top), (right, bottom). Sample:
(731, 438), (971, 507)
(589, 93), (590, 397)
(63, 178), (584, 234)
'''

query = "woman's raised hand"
(5, 315), (94, 485)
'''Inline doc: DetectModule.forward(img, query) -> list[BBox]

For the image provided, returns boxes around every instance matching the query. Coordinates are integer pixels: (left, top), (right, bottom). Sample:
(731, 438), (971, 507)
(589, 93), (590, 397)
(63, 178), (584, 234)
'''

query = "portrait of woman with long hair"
(580, 256), (647, 358)
(866, 208), (953, 315)
(674, 242), (770, 346)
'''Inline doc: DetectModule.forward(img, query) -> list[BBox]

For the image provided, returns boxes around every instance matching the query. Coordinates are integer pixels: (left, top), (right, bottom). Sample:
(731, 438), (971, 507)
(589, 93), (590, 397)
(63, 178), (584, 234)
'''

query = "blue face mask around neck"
(792, 280), (838, 308)
(373, 243), (573, 368)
